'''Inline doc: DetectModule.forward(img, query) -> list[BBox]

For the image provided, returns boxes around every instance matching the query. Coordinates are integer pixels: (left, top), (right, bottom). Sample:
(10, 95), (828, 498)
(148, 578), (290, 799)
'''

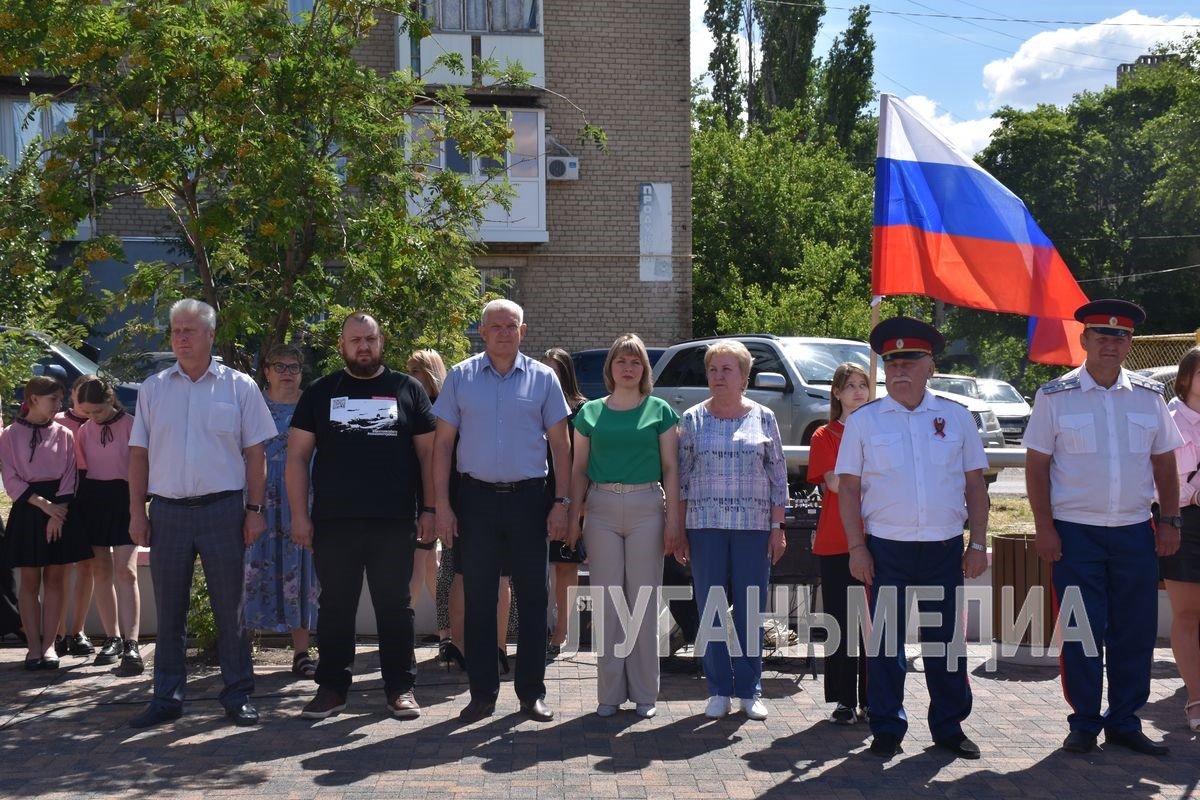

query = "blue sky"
(690, 1), (1200, 153)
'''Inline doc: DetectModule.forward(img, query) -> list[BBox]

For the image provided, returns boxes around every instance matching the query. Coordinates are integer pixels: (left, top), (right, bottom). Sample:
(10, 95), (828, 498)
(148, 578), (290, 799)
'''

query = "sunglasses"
(268, 362), (302, 375)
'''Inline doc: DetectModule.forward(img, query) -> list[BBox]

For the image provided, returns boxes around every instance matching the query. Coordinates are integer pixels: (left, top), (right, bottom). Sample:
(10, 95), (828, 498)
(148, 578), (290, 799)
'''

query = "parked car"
(649, 335), (1005, 481)
(128, 351), (224, 381)
(927, 373), (983, 400)
(1135, 366), (1179, 402)
(0, 326), (140, 412)
(572, 346), (667, 400)
(975, 378), (1032, 444)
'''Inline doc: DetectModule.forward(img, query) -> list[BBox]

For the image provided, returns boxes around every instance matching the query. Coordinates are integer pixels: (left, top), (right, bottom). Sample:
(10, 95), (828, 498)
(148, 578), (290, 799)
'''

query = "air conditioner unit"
(547, 155), (579, 180)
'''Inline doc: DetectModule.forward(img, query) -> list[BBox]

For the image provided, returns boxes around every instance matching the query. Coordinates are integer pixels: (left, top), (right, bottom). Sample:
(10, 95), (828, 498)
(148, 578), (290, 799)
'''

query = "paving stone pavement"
(1, 642), (1196, 799)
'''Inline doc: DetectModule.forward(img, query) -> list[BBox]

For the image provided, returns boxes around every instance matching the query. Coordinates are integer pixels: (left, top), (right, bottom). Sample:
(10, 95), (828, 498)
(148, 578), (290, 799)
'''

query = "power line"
(756, 0), (1200, 27)
(1076, 261), (1200, 284)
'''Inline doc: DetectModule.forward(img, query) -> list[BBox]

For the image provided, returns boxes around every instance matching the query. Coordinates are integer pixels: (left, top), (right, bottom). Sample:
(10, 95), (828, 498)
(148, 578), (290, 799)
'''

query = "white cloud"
(983, 11), (1200, 108)
(902, 95), (1000, 157)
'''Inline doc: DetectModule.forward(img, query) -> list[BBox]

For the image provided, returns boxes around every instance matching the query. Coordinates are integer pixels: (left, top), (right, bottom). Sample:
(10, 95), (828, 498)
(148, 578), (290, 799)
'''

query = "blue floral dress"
(242, 400), (319, 632)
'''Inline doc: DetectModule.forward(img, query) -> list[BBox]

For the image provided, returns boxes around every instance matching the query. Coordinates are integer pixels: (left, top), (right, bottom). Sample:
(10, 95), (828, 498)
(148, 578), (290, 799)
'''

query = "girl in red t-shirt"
(806, 362), (870, 724)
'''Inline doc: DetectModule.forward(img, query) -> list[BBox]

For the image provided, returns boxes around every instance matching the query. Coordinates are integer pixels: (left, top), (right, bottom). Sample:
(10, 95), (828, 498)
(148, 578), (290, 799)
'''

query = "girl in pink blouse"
(54, 377), (97, 659)
(72, 376), (143, 674)
(0, 376), (90, 669)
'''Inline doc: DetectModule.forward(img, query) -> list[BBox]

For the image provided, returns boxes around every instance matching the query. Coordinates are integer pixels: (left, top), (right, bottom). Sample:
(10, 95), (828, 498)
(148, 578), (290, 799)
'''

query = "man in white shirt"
(836, 316), (989, 760)
(1024, 298), (1183, 756)
(127, 299), (277, 729)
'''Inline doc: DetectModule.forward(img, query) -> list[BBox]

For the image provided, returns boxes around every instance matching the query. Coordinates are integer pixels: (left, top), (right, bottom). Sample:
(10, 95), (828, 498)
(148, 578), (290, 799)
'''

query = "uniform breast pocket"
(867, 433), (903, 470)
(1058, 413), (1096, 454)
(209, 401), (239, 436)
(1126, 412), (1159, 454)
(929, 433), (963, 466)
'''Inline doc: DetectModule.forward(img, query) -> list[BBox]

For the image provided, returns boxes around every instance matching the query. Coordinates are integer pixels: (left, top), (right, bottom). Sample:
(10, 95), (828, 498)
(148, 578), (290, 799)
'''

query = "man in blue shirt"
(433, 299), (571, 723)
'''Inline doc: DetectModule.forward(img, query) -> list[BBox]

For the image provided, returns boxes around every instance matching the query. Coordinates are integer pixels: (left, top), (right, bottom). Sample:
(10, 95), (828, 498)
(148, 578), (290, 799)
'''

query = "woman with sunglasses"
(242, 344), (321, 678)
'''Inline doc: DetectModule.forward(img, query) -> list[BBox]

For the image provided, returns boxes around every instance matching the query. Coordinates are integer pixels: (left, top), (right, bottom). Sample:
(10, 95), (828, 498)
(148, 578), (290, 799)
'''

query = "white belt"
(591, 481), (660, 494)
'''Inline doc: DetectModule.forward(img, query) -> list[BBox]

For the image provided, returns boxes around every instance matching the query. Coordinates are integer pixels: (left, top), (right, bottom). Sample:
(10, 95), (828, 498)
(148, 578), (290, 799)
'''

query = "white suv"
(650, 335), (1004, 480)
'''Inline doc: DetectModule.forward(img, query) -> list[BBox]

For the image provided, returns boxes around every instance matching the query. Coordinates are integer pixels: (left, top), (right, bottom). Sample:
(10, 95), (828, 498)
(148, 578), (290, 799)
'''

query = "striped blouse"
(678, 401), (789, 531)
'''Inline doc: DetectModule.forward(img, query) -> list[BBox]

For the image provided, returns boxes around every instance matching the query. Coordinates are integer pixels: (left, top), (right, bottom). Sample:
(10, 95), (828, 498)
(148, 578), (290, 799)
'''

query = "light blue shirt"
(130, 359), (277, 498)
(433, 351), (570, 483)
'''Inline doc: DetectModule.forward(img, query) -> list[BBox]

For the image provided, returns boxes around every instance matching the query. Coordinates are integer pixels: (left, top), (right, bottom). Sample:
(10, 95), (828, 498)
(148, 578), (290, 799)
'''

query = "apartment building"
(1, 1), (693, 356)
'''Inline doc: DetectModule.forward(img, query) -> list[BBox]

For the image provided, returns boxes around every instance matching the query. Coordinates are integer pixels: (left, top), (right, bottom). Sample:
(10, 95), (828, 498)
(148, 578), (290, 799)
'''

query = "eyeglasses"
(269, 363), (302, 375)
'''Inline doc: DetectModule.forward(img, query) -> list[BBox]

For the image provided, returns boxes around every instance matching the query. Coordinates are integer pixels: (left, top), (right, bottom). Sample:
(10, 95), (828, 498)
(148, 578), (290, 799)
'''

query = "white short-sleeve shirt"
(130, 359), (277, 499)
(1022, 366), (1184, 527)
(836, 390), (988, 542)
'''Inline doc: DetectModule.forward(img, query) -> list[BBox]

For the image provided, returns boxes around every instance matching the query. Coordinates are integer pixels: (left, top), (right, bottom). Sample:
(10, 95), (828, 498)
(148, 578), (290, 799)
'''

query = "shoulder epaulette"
(1040, 376), (1080, 395)
(1128, 372), (1166, 396)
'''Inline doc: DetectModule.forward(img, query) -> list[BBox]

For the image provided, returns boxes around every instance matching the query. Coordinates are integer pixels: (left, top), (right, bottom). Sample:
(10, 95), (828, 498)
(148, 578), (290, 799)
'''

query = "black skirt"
(70, 478), (133, 548)
(1160, 506), (1200, 583)
(0, 513), (22, 636)
(5, 480), (93, 568)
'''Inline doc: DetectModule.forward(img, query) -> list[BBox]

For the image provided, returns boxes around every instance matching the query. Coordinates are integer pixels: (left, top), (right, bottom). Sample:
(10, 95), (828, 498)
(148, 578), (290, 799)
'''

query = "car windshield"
(928, 377), (981, 398)
(979, 381), (1024, 404)
(48, 341), (106, 378)
(783, 341), (875, 385)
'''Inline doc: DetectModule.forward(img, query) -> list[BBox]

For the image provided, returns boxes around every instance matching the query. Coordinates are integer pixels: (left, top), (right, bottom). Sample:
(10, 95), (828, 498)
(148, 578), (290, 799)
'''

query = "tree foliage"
(816, 5), (875, 152)
(704, 0), (744, 128)
(0, 0), (537, 370)
(753, 0), (825, 123)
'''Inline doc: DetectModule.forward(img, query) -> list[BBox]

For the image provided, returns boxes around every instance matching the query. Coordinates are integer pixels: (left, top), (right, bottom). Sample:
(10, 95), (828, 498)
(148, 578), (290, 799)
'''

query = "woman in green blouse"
(567, 334), (681, 719)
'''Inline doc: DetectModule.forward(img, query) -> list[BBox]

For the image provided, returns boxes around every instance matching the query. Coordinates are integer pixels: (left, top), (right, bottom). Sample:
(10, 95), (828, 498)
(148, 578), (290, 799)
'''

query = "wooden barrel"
(990, 533), (1055, 649)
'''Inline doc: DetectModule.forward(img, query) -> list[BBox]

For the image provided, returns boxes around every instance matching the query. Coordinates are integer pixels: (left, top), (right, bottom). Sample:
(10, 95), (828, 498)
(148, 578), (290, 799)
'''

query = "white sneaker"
(741, 697), (768, 720)
(596, 703), (619, 717)
(705, 695), (731, 719)
(635, 703), (657, 718)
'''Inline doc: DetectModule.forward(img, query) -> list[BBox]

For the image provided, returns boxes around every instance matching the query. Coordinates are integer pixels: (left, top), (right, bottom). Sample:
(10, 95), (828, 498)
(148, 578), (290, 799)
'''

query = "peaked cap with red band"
(870, 316), (946, 361)
(1074, 298), (1145, 338)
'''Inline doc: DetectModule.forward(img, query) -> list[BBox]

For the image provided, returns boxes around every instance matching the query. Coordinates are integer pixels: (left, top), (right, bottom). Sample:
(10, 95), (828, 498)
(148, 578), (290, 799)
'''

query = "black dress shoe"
(1106, 729), (1168, 756)
(225, 702), (260, 727)
(869, 733), (901, 758)
(934, 734), (981, 759)
(1062, 730), (1097, 754)
(458, 697), (496, 724)
(519, 697), (554, 722)
(129, 704), (183, 729)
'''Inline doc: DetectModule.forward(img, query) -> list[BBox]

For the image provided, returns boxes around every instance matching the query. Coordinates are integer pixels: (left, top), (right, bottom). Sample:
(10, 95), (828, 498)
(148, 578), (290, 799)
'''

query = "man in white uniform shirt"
(1025, 298), (1183, 756)
(836, 316), (989, 760)
(127, 299), (277, 729)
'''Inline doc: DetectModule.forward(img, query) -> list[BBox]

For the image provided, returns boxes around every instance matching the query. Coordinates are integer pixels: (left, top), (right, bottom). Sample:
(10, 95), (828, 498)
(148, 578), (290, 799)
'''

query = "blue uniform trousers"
(866, 535), (971, 742)
(1051, 519), (1158, 736)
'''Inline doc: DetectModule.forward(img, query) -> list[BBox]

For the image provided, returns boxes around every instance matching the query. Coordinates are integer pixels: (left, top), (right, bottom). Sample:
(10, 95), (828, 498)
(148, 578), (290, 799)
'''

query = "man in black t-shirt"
(286, 312), (437, 721)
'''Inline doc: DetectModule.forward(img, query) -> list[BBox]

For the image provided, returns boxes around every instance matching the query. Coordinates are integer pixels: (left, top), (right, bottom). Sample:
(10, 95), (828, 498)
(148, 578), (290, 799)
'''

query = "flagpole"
(868, 297), (881, 400)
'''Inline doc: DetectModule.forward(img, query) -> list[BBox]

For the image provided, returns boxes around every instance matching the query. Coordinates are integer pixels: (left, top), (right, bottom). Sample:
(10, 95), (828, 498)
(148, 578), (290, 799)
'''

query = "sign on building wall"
(638, 182), (672, 282)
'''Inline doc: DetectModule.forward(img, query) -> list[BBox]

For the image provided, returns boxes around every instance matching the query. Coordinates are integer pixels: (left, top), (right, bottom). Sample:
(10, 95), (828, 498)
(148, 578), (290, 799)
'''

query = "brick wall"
(504, 0), (693, 356)
(74, 2), (695, 357)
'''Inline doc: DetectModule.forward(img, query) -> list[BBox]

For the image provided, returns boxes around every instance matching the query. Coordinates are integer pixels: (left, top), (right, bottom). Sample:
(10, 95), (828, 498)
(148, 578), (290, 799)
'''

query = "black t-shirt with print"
(291, 367), (436, 525)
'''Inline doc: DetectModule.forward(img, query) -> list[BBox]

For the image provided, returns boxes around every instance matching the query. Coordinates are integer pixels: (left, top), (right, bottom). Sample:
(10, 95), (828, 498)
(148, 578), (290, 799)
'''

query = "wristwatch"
(554, 496), (571, 507)
(245, 503), (265, 514)
(1161, 515), (1184, 529)
(968, 541), (986, 552)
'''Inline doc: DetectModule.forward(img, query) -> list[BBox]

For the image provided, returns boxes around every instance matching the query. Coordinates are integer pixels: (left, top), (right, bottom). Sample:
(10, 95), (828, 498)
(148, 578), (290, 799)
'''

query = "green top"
(575, 395), (680, 484)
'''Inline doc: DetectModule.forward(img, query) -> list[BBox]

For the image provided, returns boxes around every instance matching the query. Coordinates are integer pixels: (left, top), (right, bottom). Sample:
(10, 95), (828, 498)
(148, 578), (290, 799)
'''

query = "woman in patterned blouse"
(676, 340), (788, 721)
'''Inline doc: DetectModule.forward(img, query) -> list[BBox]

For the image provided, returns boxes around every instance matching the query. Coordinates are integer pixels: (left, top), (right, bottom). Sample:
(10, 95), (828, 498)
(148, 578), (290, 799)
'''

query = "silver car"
(650, 335), (1004, 480)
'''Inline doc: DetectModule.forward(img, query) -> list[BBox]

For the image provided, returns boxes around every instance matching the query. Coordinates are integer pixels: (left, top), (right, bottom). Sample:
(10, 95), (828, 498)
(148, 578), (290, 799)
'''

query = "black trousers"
(663, 554), (698, 645)
(457, 480), (550, 703)
(312, 519), (416, 696)
(819, 553), (867, 708)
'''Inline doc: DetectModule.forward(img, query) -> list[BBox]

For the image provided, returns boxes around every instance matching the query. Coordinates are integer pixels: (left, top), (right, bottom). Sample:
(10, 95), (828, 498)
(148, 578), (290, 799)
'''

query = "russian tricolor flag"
(872, 94), (1087, 366)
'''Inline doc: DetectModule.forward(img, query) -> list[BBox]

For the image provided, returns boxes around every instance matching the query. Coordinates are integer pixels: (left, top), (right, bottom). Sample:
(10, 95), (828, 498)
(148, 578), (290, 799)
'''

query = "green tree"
(753, 0), (825, 121)
(0, 0), (557, 367)
(692, 109), (875, 337)
(704, 0), (744, 128)
(815, 4), (875, 151)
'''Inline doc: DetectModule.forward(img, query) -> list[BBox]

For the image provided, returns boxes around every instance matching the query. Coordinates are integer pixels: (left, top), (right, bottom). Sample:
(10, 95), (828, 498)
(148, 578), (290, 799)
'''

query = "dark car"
(572, 347), (667, 400)
(1, 326), (140, 413)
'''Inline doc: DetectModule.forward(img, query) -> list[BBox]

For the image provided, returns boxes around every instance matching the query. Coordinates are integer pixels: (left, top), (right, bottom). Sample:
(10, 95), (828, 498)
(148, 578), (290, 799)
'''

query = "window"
(0, 99), (75, 168)
(746, 345), (790, 391)
(424, 0), (538, 32)
(656, 347), (708, 388)
(288, 0), (314, 21)
(408, 109), (545, 241)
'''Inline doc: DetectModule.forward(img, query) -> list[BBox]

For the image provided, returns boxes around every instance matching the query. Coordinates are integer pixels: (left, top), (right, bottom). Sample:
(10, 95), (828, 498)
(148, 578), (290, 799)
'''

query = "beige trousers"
(582, 484), (665, 706)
